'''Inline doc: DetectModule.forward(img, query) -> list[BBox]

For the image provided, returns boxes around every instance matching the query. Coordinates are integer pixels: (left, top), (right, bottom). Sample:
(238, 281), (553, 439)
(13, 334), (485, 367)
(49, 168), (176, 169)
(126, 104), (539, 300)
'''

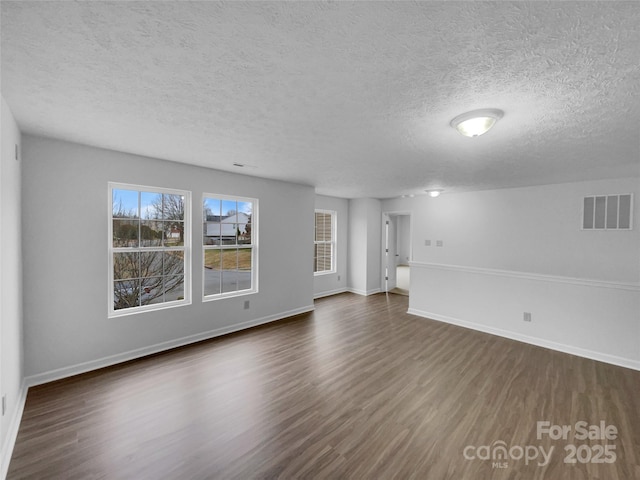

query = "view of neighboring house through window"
(109, 183), (191, 316)
(203, 194), (257, 299)
(314, 210), (336, 274)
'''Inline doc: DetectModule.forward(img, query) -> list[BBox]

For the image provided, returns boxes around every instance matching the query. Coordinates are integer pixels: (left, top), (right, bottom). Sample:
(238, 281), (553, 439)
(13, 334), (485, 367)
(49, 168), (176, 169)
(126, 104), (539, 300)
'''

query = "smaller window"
(203, 194), (257, 300)
(582, 194), (633, 230)
(314, 210), (336, 275)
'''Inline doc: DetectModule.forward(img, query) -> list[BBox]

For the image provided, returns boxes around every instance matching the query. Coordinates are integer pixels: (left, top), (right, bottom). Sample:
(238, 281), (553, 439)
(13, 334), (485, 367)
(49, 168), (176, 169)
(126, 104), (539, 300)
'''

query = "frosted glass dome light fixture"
(450, 109), (504, 137)
(426, 189), (443, 198)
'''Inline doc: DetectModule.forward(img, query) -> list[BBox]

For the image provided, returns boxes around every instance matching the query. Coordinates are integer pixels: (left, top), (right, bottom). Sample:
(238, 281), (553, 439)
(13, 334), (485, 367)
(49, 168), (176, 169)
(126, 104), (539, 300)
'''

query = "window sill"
(314, 270), (337, 277)
(203, 289), (258, 302)
(109, 299), (192, 318)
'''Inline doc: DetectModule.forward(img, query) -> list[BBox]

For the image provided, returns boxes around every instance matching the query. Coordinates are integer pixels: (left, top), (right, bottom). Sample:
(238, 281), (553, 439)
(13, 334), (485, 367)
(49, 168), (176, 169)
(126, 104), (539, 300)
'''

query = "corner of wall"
(346, 197), (383, 295)
(0, 96), (25, 480)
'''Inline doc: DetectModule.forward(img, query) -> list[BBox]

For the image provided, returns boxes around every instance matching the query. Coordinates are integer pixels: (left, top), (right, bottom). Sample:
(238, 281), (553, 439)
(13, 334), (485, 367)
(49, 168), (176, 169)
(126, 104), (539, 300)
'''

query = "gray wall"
(385, 179), (640, 281)
(382, 178), (640, 369)
(348, 198), (381, 295)
(313, 195), (348, 298)
(396, 214), (411, 265)
(1, 97), (24, 476)
(21, 135), (315, 381)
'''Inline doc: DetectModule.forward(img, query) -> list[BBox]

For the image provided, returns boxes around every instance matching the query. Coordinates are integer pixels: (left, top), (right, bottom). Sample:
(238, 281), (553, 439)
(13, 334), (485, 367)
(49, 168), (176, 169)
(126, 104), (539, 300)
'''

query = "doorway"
(382, 212), (411, 296)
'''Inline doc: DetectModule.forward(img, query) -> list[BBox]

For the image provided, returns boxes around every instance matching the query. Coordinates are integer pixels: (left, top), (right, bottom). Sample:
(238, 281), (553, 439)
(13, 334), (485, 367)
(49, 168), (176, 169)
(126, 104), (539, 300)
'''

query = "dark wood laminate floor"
(8, 293), (640, 479)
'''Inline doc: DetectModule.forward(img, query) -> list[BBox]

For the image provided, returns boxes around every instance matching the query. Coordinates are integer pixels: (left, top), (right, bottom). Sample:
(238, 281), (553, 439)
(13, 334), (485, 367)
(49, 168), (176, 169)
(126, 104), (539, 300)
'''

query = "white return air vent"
(582, 194), (633, 230)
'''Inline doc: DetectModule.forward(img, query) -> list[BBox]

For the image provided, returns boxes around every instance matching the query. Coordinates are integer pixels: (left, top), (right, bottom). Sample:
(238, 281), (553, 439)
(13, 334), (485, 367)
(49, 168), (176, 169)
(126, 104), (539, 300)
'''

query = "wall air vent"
(582, 194), (633, 230)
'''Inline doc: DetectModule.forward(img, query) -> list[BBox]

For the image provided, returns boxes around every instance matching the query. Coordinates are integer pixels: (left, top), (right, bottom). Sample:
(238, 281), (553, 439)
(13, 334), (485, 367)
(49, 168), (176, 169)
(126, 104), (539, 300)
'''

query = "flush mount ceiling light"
(426, 189), (443, 198)
(450, 109), (504, 137)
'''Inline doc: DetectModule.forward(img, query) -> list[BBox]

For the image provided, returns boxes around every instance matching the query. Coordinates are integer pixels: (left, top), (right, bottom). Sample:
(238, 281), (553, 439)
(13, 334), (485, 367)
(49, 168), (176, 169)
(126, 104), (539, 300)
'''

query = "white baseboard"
(347, 287), (381, 296)
(408, 308), (640, 372)
(1, 379), (27, 480)
(313, 288), (348, 299)
(25, 305), (315, 388)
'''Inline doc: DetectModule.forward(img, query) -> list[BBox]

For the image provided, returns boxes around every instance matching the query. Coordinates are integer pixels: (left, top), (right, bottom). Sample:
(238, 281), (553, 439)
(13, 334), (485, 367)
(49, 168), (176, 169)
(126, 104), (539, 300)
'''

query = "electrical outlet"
(337, 275), (341, 281)
(244, 300), (250, 310)
(2, 395), (6, 416)
(523, 312), (532, 322)
(425, 239), (431, 246)
(436, 240), (444, 247)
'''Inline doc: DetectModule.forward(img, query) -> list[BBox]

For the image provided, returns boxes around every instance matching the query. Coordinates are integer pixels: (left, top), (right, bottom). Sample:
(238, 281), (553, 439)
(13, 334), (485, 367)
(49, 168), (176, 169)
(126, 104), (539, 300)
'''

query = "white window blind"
(314, 210), (336, 274)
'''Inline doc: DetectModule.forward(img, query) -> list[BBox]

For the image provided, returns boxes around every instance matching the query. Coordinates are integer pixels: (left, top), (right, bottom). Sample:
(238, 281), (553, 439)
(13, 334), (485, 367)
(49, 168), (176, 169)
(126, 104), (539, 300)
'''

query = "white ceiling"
(2, 1), (639, 199)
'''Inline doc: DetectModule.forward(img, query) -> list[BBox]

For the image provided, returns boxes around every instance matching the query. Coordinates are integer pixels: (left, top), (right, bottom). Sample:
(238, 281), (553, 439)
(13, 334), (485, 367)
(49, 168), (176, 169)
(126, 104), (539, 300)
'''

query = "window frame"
(202, 193), (258, 301)
(108, 182), (192, 318)
(314, 209), (337, 276)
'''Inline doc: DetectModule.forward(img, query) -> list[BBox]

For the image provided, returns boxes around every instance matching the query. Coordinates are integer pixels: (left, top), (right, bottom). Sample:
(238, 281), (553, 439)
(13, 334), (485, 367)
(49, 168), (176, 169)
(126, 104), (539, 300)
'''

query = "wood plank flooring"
(8, 293), (640, 479)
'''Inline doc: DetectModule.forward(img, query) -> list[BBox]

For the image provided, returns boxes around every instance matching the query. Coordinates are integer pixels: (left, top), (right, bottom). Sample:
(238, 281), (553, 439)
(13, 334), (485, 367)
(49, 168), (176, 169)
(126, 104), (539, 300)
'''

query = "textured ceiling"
(1, 1), (639, 198)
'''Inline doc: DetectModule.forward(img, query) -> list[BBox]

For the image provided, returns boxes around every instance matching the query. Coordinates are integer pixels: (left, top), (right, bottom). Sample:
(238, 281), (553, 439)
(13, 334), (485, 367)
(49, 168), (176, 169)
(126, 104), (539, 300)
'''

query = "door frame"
(381, 210), (413, 293)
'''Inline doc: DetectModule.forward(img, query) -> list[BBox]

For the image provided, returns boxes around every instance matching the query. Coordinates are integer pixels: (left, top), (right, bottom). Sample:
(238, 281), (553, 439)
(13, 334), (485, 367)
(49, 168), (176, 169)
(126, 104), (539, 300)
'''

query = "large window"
(109, 183), (191, 316)
(314, 210), (336, 274)
(203, 194), (257, 299)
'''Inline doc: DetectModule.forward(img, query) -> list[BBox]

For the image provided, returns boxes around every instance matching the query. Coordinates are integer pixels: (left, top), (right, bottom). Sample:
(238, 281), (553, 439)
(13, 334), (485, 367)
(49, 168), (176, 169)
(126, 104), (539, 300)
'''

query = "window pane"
(222, 270), (238, 293)
(319, 243), (326, 271)
(164, 221), (184, 246)
(141, 191), (162, 219)
(114, 279), (140, 310)
(237, 224), (251, 244)
(204, 249), (221, 270)
(238, 248), (252, 290)
(222, 249), (238, 270)
(237, 200), (252, 215)
(204, 249), (222, 297)
(323, 244), (332, 271)
(204, 269), (222, 296)
(315, 212), (332, 242)
(163, 251), (184, 276)
(204, 198), (221, 220)
(204, 222), (221, 245)
(140, 220), (163, 246)
(141, 277), (164, 305)
(113, 219), (139, 247)
(220, 220), (237, 245)
(112, 189), (139, 218)
(164, 275), (185, 302)
(113, 252), (140, 280)
(222, 199), (237, 217)
(238, 248), (252, 271)
(245, 216), (253, 244)
(221, 249), (238, 293)
(314, 242), (332, 273)
(238, 273), (252, 291)
(139, 251), (163, 278)
(163, 194), (184, 221)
